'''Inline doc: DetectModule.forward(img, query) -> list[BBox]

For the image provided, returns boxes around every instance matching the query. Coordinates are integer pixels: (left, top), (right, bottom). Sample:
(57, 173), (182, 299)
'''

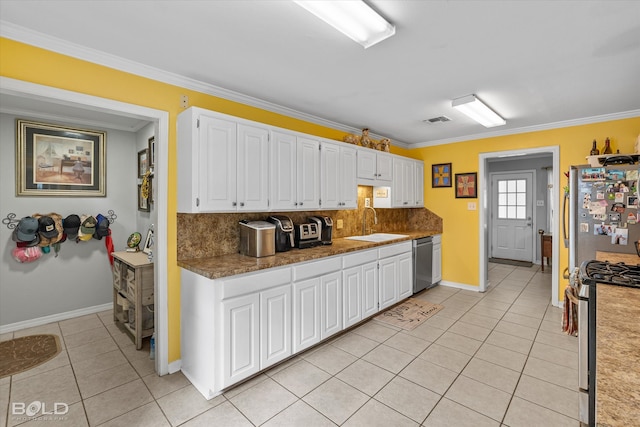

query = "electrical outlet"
(467, 202), (477, 210)
(180, 94), (189, 109)
(336, 219), (343, 230)
(365, 198), (371, 207)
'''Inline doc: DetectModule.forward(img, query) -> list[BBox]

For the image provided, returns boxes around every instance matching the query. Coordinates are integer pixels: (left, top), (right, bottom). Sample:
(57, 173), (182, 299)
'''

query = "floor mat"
(374, 298), (444, 330)
(489, 257), (534, 268)
(0, 334), (61, 378)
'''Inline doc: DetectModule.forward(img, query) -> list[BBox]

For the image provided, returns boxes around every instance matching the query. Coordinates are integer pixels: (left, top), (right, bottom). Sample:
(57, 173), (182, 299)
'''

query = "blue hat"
(15, 217), (39, 242)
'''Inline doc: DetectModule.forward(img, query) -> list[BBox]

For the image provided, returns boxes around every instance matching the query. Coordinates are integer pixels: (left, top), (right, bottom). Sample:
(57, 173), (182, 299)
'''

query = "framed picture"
(138, 182), (151, 212)
(147, 136), (155, 169)
(16, 119), (106, 197)
(455, 172), (477, 198)
(627, 195), (638, 208)
(142, 228), (154, 255)
(137, 149), (149, 178)
(432, 163), (452, 187)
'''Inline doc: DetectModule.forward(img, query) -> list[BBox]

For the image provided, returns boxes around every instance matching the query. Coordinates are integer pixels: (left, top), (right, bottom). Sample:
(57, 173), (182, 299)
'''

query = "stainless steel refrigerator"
(564, 160), (640, 425)
(566, 162), (640, 270)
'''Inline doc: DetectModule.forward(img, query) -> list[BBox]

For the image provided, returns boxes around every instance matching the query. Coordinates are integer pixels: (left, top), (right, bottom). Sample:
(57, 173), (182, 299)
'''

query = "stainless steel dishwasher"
(413, 237), (435, 293)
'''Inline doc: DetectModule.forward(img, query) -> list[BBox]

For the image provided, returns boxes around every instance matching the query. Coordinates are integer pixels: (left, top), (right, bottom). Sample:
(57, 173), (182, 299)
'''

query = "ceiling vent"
(424, 116), (451, 123)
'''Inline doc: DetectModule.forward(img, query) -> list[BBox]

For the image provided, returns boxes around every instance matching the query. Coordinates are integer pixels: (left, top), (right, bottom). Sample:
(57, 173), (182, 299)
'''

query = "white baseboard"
(168, 359), (182, 374)
(439, 280), (483, 292)
(0, 303), (112, 334)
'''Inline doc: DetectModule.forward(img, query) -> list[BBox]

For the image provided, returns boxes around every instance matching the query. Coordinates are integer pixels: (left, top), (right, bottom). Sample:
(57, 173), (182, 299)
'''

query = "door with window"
(491, 171), (534, 261)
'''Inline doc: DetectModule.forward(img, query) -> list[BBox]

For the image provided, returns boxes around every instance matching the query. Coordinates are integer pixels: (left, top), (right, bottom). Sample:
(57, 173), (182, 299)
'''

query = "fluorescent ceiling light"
(452, 94), (506, 128)
(294, 0), (395, 48)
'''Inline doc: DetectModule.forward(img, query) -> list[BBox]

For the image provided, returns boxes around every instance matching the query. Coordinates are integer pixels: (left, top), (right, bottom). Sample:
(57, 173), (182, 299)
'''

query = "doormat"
(374, 298), (444, 330)
(489, 258), (533, 268)
(0, 334), (61, 378)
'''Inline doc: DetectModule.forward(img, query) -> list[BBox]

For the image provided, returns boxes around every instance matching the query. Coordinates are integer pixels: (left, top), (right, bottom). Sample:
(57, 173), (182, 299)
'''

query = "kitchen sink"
(345, 233), (409, 243)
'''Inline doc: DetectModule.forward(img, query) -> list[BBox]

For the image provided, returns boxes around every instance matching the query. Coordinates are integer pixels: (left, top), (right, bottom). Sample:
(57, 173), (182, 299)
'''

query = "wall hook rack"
(3, 210), (118, 230)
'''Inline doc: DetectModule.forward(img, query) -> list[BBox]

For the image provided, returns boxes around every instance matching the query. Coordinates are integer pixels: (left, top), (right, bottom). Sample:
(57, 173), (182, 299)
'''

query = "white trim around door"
(0, 76), (171, 375)
(479, 146), (560, 307)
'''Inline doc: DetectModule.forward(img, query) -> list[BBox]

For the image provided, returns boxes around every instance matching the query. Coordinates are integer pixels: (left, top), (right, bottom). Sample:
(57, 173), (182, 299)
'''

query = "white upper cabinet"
(415, 161), (425, 207)
(177, 107), (269, 213)
(270, 131), (321, 211)
(357, 148), (393, 184)
(321, 140), (357, 209)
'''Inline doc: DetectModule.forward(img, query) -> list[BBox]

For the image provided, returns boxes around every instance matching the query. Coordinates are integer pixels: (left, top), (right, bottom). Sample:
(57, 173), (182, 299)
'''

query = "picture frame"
(16, 119), (106, 197)
(138, 182), (151, 212)
(142, 228), (154, 255)
(137, 149), (149, 178)
(147, 136), (155, 170)
(627, 195), (638, 208)
(455, 172), (478, 198)
(432, 163), (452, 187)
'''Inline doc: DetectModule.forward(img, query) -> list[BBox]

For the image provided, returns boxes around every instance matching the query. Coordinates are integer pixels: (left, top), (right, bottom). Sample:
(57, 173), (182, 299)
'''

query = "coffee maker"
(307, 216), (333, 245)
(267, 215), (295, 252)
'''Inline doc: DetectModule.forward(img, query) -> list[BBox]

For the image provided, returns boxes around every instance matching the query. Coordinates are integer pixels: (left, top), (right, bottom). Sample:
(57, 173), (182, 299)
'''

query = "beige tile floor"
(1, 262), (580, 426)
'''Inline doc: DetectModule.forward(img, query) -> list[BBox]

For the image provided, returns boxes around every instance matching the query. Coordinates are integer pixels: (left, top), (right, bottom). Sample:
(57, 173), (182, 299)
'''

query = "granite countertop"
(596, 283), (640, 426)
(178, 230), (439, 280)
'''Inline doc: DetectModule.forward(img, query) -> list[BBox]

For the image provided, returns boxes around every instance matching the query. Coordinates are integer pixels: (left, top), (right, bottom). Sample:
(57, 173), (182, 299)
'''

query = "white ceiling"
(1, 0), (639, 147)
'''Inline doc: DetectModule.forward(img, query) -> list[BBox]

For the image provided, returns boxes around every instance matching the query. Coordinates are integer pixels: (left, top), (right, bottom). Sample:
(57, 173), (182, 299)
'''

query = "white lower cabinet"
(181, 240), (416, 400)
(342, 249), (378, 328)
(378, 241), (413, 311)
(433, 234), (442, 284)
(222, 293), (260, 387)
(260, 284), (292, 369)
(292, 257), (342, 353)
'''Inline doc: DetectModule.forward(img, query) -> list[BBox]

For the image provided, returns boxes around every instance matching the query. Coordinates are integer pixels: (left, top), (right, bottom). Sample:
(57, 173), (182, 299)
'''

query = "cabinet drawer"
(378, 241), (412, 259)
(342, 249), (377, 269)
(293, 256), (341, 282)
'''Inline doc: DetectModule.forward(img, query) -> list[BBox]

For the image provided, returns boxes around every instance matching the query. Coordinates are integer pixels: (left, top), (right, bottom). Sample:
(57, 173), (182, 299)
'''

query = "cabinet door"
(297, 137), (321, 210)
(340, 145), (358, 209)
(403, 160), (415, 207)
(357, 149), (376, 180)
(198, 115), (237, 211)
(292, 278), (321, 353)
(433, 242), (442, 284)
(237, 124), (269, 211)
(342, 266), (362, 328)
(362, 261), (379, 318)
(321, 271), (342, 339)
(378, 257), (398, 310)
(270, 131), (298, 210)
(392, 158), (405, 207)
(398, 252), (413, 300)
(320, 141), (340, 209)
(376, 153), (393, 181)
(260, 284), (292, 369)
(222, 293), (260, 387)
(415, 161), (424, 207)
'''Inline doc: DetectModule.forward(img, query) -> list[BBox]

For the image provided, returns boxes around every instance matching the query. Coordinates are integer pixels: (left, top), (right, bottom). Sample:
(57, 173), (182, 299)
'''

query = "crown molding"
(413, 110), (640, 148)
(0, 21), (407, 146)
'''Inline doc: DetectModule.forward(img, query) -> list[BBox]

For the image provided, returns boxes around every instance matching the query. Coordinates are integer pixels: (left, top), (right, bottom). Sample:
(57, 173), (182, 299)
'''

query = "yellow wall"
(3, 37), (639, 360)
(412, 118), (640, 299)
(0, 38), (365, 362)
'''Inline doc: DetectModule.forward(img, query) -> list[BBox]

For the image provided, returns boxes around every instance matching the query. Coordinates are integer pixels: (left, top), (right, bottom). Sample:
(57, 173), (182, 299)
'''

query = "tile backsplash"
(177, 186), (442, 260)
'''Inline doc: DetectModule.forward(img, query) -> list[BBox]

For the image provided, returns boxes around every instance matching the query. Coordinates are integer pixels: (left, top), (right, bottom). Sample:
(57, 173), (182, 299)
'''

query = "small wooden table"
(540, 233), (552, 271)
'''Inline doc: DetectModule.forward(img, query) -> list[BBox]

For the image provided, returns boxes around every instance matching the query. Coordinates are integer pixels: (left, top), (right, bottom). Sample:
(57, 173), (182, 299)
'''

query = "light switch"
(537, 200), (545, 207)
(467, 202), (477, 210)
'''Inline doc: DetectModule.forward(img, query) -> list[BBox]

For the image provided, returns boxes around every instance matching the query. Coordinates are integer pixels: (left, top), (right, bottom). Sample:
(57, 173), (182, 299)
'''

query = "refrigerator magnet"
(627, 195), (638, 207)
(607, 170), (625, 181)
(610, 213), (622, 222)
(581, 168), (606, 181)
(627, 213), (637, 224)
(611, 202), (625, 213)
(615, 192), (625, 203)
(625, 169), (638, 181)
(579, 223), (589, 233)
(593, 213), (607, 221)
(596, 191), (605, 200)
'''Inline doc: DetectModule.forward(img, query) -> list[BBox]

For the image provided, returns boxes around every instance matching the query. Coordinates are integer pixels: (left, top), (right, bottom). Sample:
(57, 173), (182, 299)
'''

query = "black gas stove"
(580, 260), (640, 288)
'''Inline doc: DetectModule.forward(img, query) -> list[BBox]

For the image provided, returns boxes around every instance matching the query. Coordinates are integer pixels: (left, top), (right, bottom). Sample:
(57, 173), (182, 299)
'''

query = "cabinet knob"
(240, 202), (245, 207)
(294, 202), (298, 206)
(300, 202), (304, 206)
(232, 202), (237, 207)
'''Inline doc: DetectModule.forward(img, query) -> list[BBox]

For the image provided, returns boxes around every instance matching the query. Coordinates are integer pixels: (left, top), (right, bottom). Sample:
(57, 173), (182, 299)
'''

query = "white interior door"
(491, 171), (534, 261)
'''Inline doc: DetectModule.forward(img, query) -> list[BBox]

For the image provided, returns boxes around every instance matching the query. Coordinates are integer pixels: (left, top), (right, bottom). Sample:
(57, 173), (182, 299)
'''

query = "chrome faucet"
(362, 206), (378, 235)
